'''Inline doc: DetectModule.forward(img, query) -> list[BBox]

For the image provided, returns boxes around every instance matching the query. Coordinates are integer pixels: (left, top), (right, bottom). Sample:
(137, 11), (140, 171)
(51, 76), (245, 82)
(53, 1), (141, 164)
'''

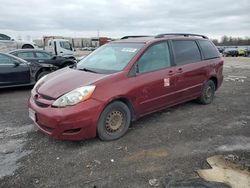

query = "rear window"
(172, 40), (201, 65)
(198, 40), (220, 59)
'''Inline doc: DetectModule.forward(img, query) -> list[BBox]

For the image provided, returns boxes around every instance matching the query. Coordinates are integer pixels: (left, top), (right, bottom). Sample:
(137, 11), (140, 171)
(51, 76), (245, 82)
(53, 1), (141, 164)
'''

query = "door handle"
(177, 68), (183, 73)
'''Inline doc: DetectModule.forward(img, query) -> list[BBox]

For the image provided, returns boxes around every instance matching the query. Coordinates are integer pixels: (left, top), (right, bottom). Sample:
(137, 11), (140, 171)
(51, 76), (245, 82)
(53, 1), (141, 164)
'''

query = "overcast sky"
(0, 0), (249, 40)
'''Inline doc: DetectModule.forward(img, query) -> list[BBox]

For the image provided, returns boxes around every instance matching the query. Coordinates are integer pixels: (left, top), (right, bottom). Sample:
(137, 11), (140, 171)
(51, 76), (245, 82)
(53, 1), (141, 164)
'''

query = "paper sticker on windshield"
(121, 48), (137, 53)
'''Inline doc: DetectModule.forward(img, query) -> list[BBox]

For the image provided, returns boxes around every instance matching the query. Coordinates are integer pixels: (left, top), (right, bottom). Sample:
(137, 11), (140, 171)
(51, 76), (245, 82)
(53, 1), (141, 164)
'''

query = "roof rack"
(120, 35), (152, 40)
(155, 33), (208, 39)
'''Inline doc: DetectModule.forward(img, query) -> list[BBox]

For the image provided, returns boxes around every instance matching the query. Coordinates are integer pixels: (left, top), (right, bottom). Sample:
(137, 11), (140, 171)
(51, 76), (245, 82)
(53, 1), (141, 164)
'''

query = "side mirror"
(13, 60), (19, 67)
(51, 55), (57, 60)
(11, 38), (15, 41)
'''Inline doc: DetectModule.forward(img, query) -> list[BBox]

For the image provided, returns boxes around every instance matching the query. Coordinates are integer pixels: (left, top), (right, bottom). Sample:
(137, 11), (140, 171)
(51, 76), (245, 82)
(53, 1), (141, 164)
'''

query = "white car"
(0, 33), (37, 52)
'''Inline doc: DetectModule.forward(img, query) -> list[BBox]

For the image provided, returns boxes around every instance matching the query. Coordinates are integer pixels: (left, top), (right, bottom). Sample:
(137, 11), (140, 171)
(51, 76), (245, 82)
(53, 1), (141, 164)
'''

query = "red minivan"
(28, 33), (224, 141)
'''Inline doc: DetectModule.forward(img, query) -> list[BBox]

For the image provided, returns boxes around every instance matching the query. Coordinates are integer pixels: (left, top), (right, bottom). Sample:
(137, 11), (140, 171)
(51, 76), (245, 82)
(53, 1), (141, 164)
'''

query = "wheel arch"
(35, 67), (51, 81)
(209, 76), (218, 90)
(103, 97), (137, 121)
(22, 44), (34, 49)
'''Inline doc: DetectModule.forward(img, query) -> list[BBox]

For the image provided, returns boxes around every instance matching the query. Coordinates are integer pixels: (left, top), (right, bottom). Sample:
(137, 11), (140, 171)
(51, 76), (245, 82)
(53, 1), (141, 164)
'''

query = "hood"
(37, 67), (109, 98)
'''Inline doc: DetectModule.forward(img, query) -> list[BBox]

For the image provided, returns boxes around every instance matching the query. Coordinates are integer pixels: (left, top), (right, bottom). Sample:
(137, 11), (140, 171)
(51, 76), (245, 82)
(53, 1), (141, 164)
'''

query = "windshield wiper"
(79, 67), (98, 73)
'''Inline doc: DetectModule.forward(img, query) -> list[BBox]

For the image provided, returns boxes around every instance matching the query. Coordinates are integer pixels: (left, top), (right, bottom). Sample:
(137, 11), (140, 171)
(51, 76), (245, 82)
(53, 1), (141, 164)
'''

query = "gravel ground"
(0, 57), (249, 188)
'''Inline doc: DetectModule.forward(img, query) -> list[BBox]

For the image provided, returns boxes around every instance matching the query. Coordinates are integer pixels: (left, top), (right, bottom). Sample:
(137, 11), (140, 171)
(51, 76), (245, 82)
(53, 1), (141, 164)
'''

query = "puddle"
(197, 155), (250, 188)
(122, 148), (168, 163)
(0, 122), (35, 179)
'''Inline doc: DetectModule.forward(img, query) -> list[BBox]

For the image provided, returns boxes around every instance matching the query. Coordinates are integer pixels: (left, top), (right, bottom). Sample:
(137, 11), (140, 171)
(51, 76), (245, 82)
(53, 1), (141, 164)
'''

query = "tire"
(97, 101), (131, 141)
(197, 80), (215, 105)
(36, 71), (50, 81)
(22, 44), (34, 49)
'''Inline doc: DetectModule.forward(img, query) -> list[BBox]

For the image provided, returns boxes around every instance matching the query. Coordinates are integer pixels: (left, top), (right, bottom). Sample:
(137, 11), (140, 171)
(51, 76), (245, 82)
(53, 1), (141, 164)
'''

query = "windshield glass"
(60, 41), (72, 51)
(77, 43), (144, 74)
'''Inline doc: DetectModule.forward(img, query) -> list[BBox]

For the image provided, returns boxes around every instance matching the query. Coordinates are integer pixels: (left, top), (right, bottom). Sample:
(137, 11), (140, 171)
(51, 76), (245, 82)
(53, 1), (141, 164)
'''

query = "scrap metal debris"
(149, 178), (160, 187)
(93, 160), (101, 165)
(197, 155), (250, 188)
(164, 178), (230, 188)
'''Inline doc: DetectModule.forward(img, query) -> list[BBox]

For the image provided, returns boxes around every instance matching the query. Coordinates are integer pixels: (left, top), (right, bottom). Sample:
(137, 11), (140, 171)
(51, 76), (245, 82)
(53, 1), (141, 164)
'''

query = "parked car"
(245, 47), (250, 57)
(223, 48), (239, 57)
(238, 48), (247, 56)
(28, 33), (224, 141)
(0, 33), (37, 52)
(0, 53), (57, 88)
(9, 49), (76, 68)
(217, 47), (224, 53)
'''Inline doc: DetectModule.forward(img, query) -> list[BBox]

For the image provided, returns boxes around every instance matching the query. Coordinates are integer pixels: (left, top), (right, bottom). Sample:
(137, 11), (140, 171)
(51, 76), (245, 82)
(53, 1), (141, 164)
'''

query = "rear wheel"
(22, 44), (34, 49)
(97, 101), (131, 141)
(36, 71), (50, 81)
(197, 80), (215, 104)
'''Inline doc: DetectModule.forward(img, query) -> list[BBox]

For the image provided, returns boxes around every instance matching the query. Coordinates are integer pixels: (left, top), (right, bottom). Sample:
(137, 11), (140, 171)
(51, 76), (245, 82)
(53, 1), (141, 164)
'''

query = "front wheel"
(197, 80), (215, 105)
(97, 101), (131, 141)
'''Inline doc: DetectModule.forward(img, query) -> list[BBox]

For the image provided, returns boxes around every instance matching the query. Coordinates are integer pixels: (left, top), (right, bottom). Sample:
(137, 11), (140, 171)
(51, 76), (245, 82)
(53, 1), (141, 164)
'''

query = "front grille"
(39, 93), (55, 100)
(33, 92), (54, 108)
(34, 100), (50, 108)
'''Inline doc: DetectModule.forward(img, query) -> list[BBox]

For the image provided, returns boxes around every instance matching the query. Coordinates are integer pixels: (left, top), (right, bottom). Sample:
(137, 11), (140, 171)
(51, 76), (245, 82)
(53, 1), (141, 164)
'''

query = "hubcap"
(206, 86), (212, 98)
(105, 111), (124, 133)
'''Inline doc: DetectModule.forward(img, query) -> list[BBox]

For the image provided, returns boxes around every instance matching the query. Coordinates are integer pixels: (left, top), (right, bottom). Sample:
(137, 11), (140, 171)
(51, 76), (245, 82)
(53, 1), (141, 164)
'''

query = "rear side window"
(172, 40), (201, 65)
(16, 52), (35, 59)
(35, 52), (51, 59)
(0, 34), (11, 40)
(137, 42), (171, 73)
(198, 40), (220, 59)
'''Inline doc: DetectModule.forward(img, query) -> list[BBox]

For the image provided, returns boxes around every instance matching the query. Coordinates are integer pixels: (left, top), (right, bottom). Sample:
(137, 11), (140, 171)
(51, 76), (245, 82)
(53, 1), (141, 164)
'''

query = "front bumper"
(28, 93), (103, 141)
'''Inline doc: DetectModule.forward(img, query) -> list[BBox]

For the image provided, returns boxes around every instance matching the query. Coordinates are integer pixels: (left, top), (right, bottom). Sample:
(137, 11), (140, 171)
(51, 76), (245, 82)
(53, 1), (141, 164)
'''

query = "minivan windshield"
(77, 43), (144, 74)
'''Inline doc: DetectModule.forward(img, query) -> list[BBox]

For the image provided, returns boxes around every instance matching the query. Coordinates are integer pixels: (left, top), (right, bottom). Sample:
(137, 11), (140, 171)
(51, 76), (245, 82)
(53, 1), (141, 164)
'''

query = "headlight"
(34, 74), (47, 90)
(52, 85), (96, 107)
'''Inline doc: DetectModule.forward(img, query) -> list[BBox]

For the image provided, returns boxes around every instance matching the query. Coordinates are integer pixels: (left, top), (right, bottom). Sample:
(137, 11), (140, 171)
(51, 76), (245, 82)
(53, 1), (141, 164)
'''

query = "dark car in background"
(223, 48), (239, 57)
(0, 52), (56, 88)
(9, 49), (76, 68)
(217, 47), (225, 53)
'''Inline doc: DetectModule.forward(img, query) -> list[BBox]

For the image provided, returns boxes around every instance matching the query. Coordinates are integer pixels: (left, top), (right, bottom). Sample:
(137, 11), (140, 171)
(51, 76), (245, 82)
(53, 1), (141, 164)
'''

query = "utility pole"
(97, 30), (100, 38)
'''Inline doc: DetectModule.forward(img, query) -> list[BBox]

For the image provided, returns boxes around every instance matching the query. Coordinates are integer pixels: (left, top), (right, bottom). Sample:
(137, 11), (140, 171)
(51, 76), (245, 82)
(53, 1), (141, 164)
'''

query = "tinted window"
(60, 41), (72, 50)
(36, 52), (52, 59)
(0, 34), (11, 40)
(137, 42), (171, 73)
(16, 52), (35, 59)
(0, 54), (13, 64)
(198, 40), (220, 59)
(172, 40), (201, 65)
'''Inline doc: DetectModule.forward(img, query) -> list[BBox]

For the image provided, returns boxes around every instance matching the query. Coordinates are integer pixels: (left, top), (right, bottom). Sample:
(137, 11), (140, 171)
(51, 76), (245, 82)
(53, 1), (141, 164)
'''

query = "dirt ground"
(0, 57), (250, 188)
